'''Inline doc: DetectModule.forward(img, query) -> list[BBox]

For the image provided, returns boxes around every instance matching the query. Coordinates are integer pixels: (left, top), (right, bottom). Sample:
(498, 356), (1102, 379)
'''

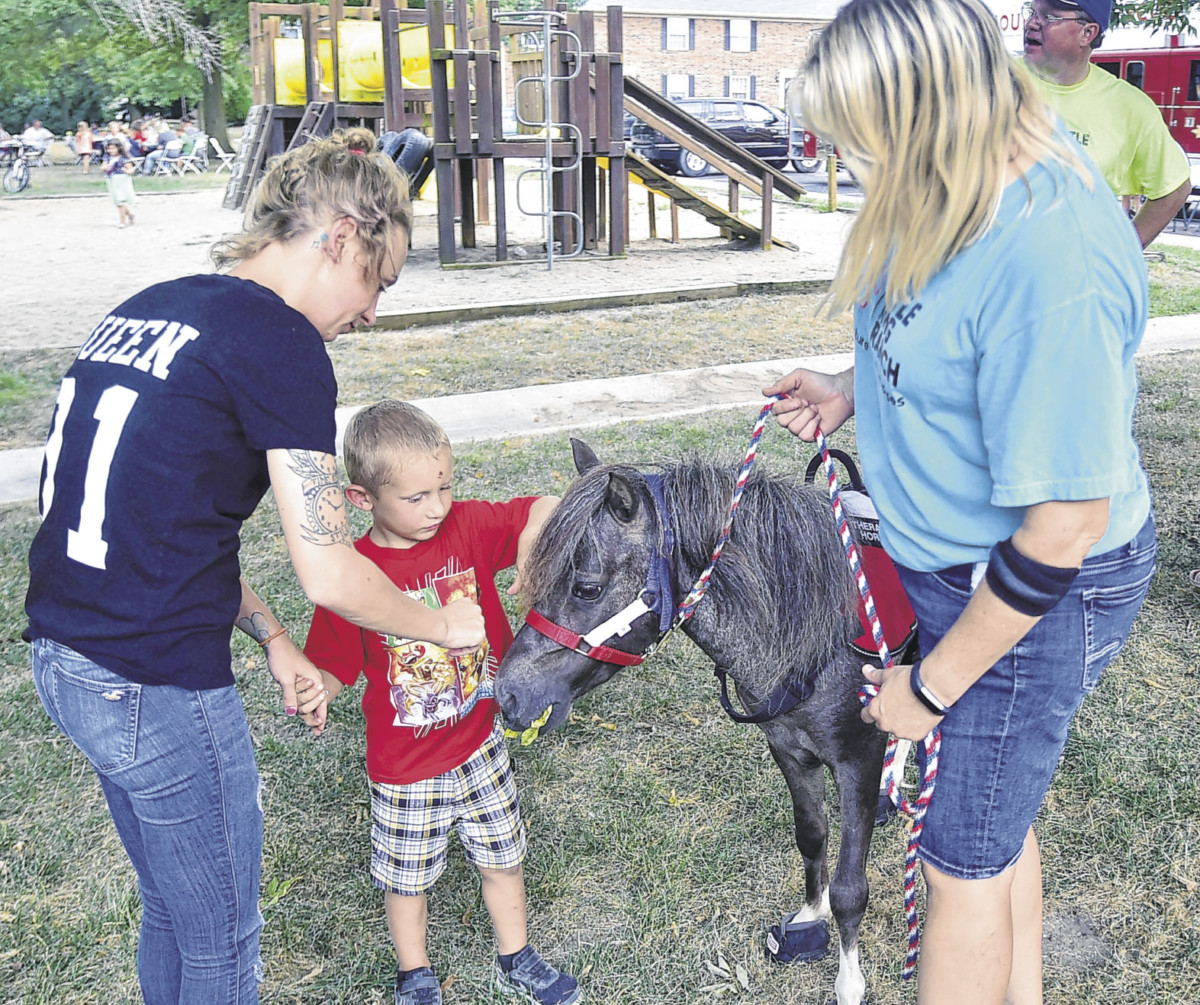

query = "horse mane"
(521, 458), (860, 697)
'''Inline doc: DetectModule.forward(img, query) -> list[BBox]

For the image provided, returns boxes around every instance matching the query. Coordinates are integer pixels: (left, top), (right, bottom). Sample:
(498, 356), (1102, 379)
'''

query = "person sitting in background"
(142, 123), (186, 175)
(21, 120), (54, 153)
(104, 121), (130, 154)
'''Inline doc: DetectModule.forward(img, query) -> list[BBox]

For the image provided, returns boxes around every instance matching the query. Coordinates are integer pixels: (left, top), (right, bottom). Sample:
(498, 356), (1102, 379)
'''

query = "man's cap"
(1055, 0), (1111, 32)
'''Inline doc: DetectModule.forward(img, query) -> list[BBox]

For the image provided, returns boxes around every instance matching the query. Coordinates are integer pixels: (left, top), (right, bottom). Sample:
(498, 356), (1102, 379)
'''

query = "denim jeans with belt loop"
(31, 637), (263, 1004)
(896, 513), (1157, 881)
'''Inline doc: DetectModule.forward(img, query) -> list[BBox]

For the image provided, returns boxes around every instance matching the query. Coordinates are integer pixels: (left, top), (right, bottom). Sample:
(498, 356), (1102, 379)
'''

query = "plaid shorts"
(369, 724), (526, 894)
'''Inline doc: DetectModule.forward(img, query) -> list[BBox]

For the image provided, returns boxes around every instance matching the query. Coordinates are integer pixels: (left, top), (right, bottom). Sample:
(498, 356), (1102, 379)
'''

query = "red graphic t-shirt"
(303, 497), (536, 784)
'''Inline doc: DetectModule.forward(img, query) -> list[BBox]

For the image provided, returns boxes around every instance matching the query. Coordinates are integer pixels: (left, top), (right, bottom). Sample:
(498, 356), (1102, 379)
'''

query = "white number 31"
(41, 378), (139, 570)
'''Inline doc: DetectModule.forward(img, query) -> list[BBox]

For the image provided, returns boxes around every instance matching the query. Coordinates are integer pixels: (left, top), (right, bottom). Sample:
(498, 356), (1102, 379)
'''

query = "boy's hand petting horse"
(496, 439), (887, 1005)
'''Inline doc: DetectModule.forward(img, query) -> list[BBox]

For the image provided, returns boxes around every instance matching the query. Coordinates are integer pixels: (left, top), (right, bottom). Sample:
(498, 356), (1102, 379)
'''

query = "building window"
(780, 73), (797, 110)
(665, 73), (691, 100)
(728, 18), (752, 52)
(728, 75), (751, 100)
(665, 16), (690, 51)
(1126, 61), (1145, 91)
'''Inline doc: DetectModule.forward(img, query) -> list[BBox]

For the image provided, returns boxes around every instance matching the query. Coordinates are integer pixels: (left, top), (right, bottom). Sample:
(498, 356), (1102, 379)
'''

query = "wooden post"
(760, 171), (773, 250)
(606, 5), (626, 256)
(647, 191), (657, 239)
(302, 5), (320, 106)
(380, 0), (404, 132)
(597, 165), (607, 240)
(670, 200), (679, 243)
(429, 0), (456, 263)
(329, 0), (343, 106)
(250, 6), (266, 105)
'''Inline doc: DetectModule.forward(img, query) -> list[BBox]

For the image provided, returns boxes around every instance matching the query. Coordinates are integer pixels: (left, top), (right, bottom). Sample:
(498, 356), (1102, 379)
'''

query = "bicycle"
(2, 141), (43, 193)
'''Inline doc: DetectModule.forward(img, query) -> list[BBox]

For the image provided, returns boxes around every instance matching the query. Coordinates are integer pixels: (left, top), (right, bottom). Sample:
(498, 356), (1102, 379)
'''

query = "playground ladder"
(287, 101), (335, 151)
(496, 8), (584, 270)
(222, 104), (276, 212)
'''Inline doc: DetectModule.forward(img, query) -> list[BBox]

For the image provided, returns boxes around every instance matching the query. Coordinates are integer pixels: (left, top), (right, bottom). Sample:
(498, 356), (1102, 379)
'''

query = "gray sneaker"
(395, 966), (442, 1005)
(495, 945), (581, 1005)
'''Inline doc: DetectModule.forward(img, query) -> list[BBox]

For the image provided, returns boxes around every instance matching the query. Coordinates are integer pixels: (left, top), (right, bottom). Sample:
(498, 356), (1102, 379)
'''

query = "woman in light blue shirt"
(766, 1), (1155, 1001)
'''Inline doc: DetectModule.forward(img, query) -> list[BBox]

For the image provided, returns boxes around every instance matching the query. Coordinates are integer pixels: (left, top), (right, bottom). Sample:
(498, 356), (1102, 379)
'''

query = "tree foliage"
(1113, 1), (1200, 35)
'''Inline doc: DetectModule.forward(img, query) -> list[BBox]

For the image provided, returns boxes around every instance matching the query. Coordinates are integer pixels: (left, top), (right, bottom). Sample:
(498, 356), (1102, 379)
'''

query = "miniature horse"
(495, 440), (887, 1005)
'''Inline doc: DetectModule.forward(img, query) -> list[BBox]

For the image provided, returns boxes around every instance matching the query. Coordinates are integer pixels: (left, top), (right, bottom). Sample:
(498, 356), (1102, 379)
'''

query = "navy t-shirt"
(25, 274), (337, 689)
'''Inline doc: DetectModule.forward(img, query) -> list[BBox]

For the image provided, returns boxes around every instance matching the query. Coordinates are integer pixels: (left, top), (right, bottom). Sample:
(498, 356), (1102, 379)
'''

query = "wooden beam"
(373, 279), (833, 329)
(625, 98), (765, 198)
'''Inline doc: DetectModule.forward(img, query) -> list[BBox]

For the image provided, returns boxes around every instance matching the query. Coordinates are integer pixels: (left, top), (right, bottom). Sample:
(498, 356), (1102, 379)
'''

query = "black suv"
(630, 98), (790, 177)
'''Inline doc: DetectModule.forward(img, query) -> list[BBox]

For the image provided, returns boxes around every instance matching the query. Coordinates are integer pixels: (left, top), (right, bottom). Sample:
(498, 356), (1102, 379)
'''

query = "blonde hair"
(797, 0), (1089, 314)
(343, 400), (450, 495)
(210, 134), (412, 287)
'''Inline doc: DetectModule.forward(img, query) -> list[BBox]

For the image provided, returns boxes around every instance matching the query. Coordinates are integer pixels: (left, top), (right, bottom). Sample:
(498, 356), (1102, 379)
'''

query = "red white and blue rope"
(675, 397), (777, 622)
(809, 413), (940, 981)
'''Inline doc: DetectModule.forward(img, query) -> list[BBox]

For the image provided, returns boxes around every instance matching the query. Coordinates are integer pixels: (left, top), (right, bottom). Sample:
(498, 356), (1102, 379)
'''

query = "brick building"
(579, 0), (841, 110)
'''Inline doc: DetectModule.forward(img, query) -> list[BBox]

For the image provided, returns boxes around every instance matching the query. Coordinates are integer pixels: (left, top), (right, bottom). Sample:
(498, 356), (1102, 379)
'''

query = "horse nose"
(494, 677), (520, 724)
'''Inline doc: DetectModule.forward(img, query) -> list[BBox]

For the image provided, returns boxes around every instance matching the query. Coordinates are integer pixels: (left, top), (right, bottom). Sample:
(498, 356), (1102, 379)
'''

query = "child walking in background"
(296, 401), (578, 1005)
(74, 121), (93, 174)
(102, 139), (135, 227)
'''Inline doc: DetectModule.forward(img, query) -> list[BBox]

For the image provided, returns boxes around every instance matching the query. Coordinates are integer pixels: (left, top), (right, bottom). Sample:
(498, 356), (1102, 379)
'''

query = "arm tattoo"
(286, 450), (354, 547)
(237, 611), (271, 642)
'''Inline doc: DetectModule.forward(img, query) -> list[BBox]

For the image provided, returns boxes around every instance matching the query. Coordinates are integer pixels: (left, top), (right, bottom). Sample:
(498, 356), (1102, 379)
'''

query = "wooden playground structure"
(230, 0), (807, 267)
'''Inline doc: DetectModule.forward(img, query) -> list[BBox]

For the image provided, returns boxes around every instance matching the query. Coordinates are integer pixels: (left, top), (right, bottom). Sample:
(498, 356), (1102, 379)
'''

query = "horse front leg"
(825, 729), (888, 1005)
(761, 731), (834, 941)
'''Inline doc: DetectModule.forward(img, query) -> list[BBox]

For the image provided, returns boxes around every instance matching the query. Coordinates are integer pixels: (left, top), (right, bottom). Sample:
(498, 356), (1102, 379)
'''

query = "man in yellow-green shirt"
(1023, 0), (1191, 247)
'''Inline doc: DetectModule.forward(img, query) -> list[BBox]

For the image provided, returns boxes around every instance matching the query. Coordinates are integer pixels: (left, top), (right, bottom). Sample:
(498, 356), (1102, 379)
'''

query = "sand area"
(0, 170), (852, 351)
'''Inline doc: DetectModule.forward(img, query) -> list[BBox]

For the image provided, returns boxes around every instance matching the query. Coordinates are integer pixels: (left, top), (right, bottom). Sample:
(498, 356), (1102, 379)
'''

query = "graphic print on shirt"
(382, 561), (493, 736)
(856, 295), (923, 409)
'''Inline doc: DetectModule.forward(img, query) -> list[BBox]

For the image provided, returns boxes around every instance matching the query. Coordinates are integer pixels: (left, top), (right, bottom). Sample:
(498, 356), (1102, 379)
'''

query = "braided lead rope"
(811, 419), (940, 981)
(674, 397), (778, 622)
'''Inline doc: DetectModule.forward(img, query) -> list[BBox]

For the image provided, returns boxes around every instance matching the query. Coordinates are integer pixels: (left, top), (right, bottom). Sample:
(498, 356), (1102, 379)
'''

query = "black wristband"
(909, 660), (949, 716)
(985, 536), (1080, 617)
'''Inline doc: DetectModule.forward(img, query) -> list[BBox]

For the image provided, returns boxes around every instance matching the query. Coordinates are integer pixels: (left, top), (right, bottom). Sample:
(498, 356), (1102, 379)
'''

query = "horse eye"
(571, 582), (603, 601)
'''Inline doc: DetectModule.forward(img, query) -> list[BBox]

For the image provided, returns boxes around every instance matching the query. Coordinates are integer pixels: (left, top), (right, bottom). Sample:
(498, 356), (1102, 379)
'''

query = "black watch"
(909, 660), (950, 716)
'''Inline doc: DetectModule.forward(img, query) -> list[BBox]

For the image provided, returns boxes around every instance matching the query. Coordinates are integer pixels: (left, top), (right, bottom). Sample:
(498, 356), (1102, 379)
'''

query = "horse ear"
(571, 438), (602, 475)
(605, 473), (640, 524)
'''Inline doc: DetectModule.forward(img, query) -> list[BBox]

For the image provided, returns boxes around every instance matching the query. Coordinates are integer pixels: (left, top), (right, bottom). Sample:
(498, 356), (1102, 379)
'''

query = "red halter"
(523, 607), (647, 667)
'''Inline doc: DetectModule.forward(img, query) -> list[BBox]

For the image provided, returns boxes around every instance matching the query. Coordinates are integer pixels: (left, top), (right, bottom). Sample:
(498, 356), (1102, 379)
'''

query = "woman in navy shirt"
(25, 134), (484, 1003)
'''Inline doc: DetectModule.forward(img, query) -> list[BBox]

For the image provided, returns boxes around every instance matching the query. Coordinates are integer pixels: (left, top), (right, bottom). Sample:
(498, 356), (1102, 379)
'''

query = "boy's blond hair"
(343, 400), (450, 495)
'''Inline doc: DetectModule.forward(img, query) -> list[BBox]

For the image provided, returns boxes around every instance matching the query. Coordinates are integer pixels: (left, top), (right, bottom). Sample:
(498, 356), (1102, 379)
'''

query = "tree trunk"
(202, 63), (231, 150)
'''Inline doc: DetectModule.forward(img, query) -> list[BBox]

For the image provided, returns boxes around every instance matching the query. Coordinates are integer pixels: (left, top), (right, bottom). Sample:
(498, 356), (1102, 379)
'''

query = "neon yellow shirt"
(1029, 63), (1190, 199)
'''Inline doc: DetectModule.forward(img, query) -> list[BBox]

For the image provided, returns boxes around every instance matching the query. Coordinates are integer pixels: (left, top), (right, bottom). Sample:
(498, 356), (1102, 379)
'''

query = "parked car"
(630, 97), (793, 177)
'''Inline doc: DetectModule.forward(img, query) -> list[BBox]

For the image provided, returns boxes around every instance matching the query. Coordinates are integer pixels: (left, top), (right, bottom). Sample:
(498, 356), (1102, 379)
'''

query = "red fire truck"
(1091, 39), (1200, 155)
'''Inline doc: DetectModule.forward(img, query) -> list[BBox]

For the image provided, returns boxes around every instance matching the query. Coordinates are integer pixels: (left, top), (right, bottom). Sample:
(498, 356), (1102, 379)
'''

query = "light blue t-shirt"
(852, 150), (1150, 572)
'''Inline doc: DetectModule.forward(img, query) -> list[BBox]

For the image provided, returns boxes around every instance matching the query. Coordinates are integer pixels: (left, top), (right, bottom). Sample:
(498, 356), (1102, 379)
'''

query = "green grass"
(1, 351), (1199, 1003)
(0, 163), (227, 199)
(1147, 245), (1200, 316)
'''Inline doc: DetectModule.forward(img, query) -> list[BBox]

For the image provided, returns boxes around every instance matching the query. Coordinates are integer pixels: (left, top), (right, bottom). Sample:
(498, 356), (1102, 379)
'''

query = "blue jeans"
(898, 514), (1156, 880)
(31, 638), (263, 1004)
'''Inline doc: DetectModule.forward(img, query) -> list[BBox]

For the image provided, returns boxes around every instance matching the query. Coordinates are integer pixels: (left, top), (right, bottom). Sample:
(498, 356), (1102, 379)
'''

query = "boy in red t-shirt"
(296, 401), (578, 1005)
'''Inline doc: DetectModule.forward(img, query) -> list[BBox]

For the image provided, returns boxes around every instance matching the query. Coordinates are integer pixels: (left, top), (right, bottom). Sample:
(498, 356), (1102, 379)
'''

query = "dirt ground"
(0, 169), (852, 351)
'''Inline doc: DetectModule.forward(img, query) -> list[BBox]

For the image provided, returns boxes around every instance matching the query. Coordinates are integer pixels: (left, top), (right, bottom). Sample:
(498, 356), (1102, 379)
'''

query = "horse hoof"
(875, 790), (899, 826)
(765, 915), (830, 964)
